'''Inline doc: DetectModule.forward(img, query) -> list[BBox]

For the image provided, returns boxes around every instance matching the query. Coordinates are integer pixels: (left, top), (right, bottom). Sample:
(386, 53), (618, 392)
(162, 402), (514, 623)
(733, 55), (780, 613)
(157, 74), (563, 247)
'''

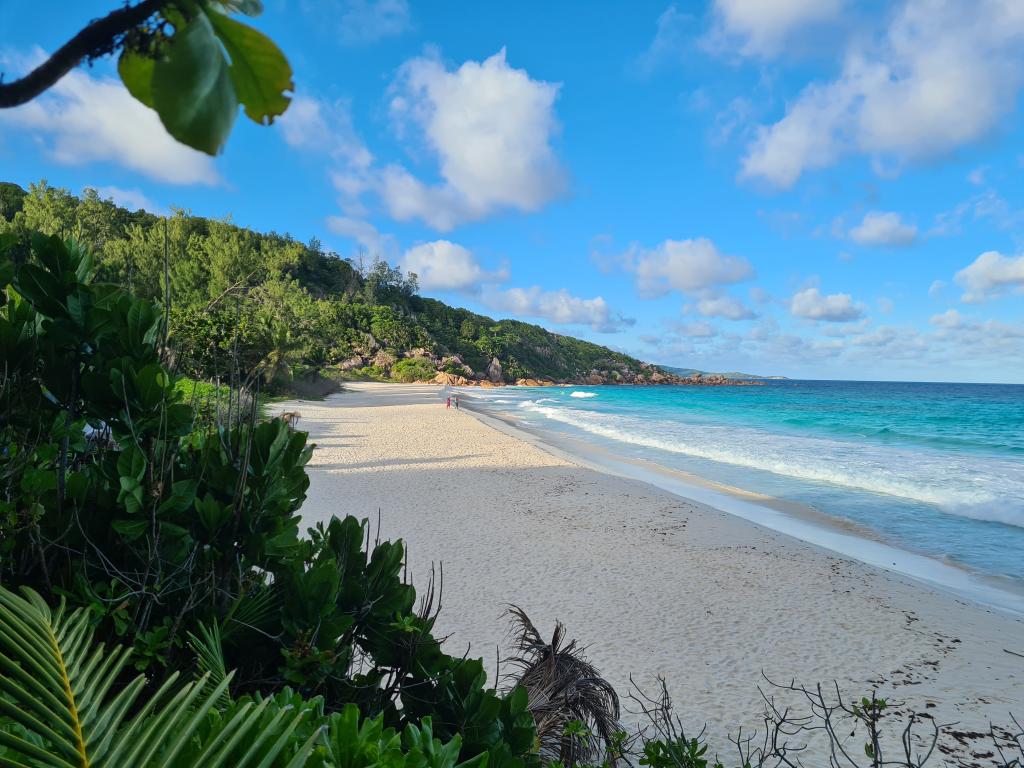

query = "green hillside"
(0, 181), (660, 389)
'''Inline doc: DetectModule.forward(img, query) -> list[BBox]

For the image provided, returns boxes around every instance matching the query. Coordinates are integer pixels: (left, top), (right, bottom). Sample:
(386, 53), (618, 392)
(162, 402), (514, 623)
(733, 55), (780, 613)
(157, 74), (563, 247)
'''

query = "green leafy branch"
(0, 0), (291, 155)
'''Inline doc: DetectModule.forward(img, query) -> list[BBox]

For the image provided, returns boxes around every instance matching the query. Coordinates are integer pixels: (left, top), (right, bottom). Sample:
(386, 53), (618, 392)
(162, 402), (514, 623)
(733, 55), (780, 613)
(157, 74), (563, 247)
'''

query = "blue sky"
(3, 0), (1024, 382)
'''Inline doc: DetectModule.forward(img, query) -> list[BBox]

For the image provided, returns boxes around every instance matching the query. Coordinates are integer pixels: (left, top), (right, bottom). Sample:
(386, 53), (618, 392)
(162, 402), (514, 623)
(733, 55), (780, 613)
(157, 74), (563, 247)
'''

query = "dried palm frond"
(503, 605), (622, 767)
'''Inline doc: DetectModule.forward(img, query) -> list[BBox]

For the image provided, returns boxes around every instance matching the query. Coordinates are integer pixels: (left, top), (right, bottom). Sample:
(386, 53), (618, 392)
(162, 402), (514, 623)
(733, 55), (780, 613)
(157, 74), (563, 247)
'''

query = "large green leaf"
(208, 11), (293, 125)
(152, 13), (238, 155)
(118, 50), (156, 109)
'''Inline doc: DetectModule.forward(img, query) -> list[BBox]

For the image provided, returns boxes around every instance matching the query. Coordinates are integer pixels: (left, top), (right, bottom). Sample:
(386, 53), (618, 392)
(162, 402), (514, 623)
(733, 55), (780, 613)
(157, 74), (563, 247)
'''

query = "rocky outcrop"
(405, 348), (439, 364)
(372, 351), (396, 372)
(440, 355), (474, 376)
(432, 372), (469, 386)
(338, 355), (365, 371)
(486, 357), (504, 383)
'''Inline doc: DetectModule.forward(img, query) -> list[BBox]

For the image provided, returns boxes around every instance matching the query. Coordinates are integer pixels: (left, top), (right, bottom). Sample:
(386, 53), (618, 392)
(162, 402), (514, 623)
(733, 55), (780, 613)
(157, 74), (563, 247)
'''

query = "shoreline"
(462, 395), (1024, 617)
(280, 383), (1024, 761)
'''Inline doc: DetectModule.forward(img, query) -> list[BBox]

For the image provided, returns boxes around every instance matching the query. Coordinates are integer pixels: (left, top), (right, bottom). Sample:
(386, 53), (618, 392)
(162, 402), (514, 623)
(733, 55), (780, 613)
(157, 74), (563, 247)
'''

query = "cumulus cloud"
(742, 0), (1024, 187)
(325, 215), (396, 258)
(954, 251), (1024, 302)
(626, 238), (754, 298)
(789, 287), (865, 322)
(383, 49), (566, 230)
(399, 240), (507, 292)
(480, 285), (633, 333)
(0, 65), (217, 185)
(337, 0), (411, 44)
(929, 309), (1024, 358)
(280, 96), (373, 167)
(708, 0), (844, 56)
(848, 211), (917, 247)
(693, 294), (757, 319)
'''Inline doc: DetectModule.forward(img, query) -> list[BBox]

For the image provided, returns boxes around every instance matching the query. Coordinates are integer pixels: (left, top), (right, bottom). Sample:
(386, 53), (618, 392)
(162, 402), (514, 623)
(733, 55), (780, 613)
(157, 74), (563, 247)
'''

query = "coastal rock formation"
(338, 355), (365, 371)
(486, 357), (504, 383)
(405, 348), (439, 364)
(440, 355), (474, 376)
(432, 372), (469, 386)
(372, 351), (396, 373)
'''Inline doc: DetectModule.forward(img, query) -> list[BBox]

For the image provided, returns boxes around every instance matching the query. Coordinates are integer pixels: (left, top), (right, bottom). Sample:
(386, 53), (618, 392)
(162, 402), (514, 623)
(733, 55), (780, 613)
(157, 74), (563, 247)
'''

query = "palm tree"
(259, 321), (302, 389)
(503, 606), (622, 767)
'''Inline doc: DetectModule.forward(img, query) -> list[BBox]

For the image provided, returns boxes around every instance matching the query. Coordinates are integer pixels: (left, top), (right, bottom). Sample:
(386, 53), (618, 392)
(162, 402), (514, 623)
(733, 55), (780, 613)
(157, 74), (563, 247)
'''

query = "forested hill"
(0, 181), (668, 390)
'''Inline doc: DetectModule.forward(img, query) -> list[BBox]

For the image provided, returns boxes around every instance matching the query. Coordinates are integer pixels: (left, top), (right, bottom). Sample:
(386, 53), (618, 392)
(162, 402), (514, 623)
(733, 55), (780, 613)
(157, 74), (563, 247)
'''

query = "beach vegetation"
(0, 182), (658, 390)
(392, 357), (439, 383)
(0, 232), (1021, 766)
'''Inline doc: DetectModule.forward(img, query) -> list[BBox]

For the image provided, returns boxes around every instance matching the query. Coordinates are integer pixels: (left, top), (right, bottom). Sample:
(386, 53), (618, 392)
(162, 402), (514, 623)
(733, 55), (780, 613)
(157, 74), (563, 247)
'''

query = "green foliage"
(0, 182), (653, 389)
(0, 181), (25, 221)
(0, 231), (540, 768)
(0, 584), (317, 768)
(392, 357), (437, 383)
(175, 376), (233, 429)
(117, 1), (293, 154)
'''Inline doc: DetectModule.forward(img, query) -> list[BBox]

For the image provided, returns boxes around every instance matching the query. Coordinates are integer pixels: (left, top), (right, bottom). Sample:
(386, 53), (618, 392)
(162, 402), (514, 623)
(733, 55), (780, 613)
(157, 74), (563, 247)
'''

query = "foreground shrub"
(0, 233), (538, 768)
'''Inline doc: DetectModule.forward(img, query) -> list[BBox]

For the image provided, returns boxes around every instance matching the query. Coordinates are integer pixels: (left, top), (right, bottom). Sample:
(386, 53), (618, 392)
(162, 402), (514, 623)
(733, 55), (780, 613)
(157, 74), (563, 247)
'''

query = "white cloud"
(742, 0), (1024, 187)
(326, 215), (396, 257)
(693, 294), (757, 319)
(280, 96), (373, 168)
(93, 186), (163, 214)
(627, 238), (754, 298)
(930, 308), (963, 328)
(929, 309), (1024, 358)
(954, 250), (1024, 303)
(0, 67), (217, 185)
(480, 285), (633, 333)
(848, 211), (917, 247)
(634, 5), (692, 75)
(674, 320), (718, 338)
(382, 49), (565, 231)
(399, 240), (507, 292)
(338, 0), (411, 44)
(790, 287), (865, 322)
(928, 279), (946, 296)
(967, 166), (988, 186)
(708, 0), (844, 57)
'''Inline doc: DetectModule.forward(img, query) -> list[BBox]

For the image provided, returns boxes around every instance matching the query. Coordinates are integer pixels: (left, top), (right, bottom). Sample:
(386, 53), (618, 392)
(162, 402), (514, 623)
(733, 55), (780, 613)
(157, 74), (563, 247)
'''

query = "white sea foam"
(569, 391), (598, 398)
(515, 400), (1024, 528)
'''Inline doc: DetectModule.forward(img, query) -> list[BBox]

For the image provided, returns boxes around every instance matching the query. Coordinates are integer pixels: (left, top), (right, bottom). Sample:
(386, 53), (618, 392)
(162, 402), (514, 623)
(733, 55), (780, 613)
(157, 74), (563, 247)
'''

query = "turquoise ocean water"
(468, 380), (1024, 596)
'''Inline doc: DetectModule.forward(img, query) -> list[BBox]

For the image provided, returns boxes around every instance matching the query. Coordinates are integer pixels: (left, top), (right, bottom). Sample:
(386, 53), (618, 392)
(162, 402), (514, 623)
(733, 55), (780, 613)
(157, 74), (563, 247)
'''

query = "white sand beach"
(280, 383), (1024, 763)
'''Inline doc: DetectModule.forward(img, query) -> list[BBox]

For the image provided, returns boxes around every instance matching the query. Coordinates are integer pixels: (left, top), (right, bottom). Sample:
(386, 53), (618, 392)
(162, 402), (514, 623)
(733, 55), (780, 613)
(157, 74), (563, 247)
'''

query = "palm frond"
(502, 605), (621, 767)
(188, 621), (230, 705)
(0, 585), (310, 767)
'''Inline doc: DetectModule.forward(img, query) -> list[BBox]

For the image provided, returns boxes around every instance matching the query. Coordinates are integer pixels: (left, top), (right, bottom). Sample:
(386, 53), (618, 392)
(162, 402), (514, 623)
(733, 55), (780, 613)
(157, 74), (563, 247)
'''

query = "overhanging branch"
(0, 0), (167, 108)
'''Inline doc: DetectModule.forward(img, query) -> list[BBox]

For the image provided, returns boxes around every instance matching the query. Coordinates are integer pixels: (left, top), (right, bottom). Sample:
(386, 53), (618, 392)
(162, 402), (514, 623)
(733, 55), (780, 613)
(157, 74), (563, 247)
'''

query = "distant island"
(660, 365), (786, 381)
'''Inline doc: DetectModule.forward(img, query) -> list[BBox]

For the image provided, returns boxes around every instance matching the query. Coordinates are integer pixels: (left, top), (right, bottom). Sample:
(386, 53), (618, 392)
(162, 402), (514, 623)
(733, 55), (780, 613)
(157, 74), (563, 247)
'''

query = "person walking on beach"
(446, 396), (451, 409)
(455, 395), (460, 409)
